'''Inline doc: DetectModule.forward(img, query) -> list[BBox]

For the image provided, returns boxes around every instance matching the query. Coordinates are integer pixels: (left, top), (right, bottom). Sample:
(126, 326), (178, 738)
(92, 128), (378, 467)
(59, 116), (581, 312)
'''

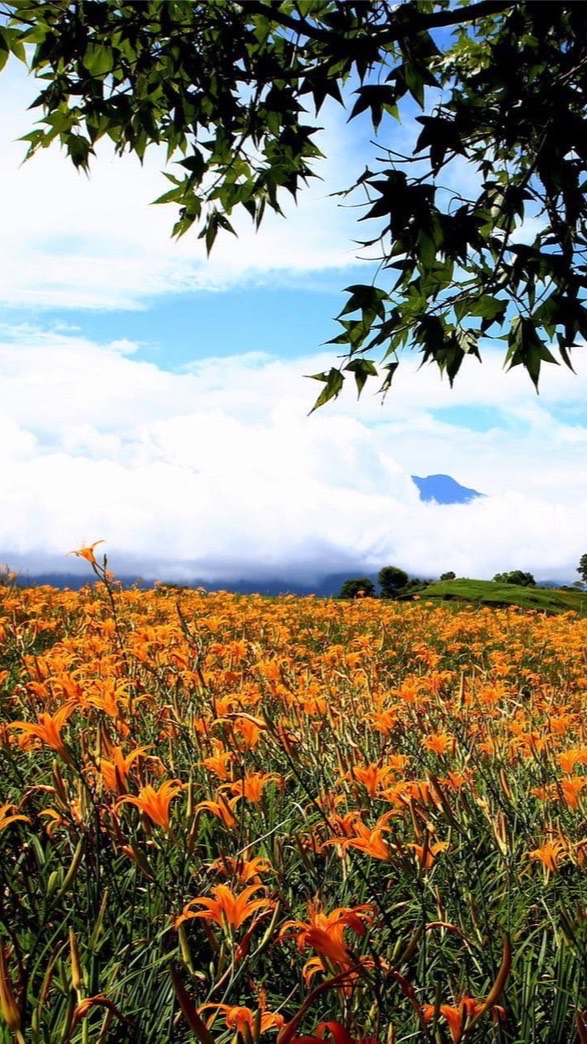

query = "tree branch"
(244, 0), (513, 49)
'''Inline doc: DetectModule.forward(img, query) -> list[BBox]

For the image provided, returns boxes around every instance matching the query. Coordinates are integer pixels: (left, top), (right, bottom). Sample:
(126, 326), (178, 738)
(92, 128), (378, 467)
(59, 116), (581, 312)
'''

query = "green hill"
(415, 578), (586, 614)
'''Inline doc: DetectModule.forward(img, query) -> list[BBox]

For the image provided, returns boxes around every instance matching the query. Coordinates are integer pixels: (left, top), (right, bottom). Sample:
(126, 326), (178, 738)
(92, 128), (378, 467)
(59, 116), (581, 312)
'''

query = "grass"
(2, 554), (587, 1042)
(416, 578), (587, 614)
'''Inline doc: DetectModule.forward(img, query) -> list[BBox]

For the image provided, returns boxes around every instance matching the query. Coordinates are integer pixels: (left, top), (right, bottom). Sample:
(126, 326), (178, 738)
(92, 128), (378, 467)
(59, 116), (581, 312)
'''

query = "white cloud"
(0, 62), (366, 310)
(1, 324), (587, 584)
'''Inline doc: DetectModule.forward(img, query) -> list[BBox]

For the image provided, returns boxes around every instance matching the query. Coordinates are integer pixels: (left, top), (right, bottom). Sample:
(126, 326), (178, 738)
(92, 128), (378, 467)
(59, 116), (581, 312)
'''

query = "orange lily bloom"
(223, 771), (282, 804)
(217, 713), (267, 751)
(87, 678), (130, 720)
(287, 1022), (379, 1044)
(117, 779), (183, 831)
(201, 1002), (284, 1036)
(98, 744), (149, 795)
(175, 882), (275, 931)
(0, 803), (31, 832)
(280, 900), (373, 982)
(9, 704), (75, 759)
(408, 839), (450, 870)
(559, 775), (587, 809)
(201, 745), (234, 781)
(557, 749), (581, 774)
(196, 793), (240, 830)
(422, 732), (454, 756)
(349, 763), (397, 797)
(209, 854), (275, 884)
(322, 811), (396, 861)
(421, 997), (505, 1042)
(67, 540), (105, 565)
(529, 837), (568, 874)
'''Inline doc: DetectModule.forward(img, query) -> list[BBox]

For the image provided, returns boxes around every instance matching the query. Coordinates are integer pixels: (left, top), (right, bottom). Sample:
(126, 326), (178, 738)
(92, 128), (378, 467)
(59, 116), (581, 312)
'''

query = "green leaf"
(349, 85), (400, 131)
(467, 296), (506, 321)
(307, 368), (344, 413)
(505, 317), (559, 391)
(379, 361), (399, 396)
(0, 30), (9, 74)
(344, 358), (378, 397)
(82, 44), (114, 77)
(338, 284), (387, 322)
(66, 134), (93, 171)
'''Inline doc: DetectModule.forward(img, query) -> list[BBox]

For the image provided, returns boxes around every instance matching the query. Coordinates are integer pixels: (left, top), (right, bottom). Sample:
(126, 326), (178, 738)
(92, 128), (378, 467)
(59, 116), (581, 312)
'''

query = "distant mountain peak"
(412, 473), (483, 505)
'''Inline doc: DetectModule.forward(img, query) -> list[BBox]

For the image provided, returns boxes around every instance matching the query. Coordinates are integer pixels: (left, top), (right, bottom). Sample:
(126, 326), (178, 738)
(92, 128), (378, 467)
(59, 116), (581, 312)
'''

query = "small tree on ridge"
(378, 566), (409, 599)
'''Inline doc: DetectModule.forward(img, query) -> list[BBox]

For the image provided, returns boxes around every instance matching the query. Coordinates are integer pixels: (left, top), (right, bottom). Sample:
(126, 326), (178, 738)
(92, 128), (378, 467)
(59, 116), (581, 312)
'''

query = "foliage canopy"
(493, 570), (536, 587)
(3, 1), (587, 406)
(378, 564), (409, 597)
(338, 576), (376, 599)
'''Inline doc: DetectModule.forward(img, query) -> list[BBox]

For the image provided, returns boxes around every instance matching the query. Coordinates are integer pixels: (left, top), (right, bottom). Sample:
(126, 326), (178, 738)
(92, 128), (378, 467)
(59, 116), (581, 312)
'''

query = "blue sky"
(1, 57), (587, 586)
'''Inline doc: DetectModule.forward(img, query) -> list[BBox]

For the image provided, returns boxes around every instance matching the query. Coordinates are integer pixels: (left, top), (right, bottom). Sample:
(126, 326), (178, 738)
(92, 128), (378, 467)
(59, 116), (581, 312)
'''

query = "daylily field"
(2, 553), (587, 1043)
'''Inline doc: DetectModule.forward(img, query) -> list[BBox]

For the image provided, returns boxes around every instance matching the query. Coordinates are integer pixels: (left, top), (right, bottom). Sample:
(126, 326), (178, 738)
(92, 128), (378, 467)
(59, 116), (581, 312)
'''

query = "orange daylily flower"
(288, 1022), (379, 1044)
(117, 779), (183, 831)
(87, 678), (130, 720)
(175, 882), (275, 931)
(280, 900), (373, 982)
(9, 703), (75, 759)
(322, 811), (396, 861)
(349, 763), (397, 797)
(67, 540), (105, 565)
(421, 997), (505, 1042)
(201, 745), (234, 781)
(224, 713), (267, 751)
(422, 732), (454, 756)
(223, 771), (282, 803)
(209, 854), (275, 884)
(557, 749), (581, 774)
(408, 838), (449, 870)
(0, 943), (22, 1036)
(559, 775), (587, 809)
(0, 803), (31, 832)
(196, 793), (240, 830)
(97, 744), (149, 795)
(529, 837), (569, 873)
(200, 1002), (284, 1036)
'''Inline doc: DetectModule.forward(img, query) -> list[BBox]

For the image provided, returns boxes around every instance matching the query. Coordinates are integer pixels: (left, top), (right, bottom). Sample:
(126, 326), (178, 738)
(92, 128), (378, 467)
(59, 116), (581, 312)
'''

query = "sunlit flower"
(0, 803), (31, 832)
(280, 900), (373, 982)
(9, 704), (75, 759)
(67, 540), (105, 565)
(529, 837), (568, 874)
(408, 838), (449, 870)
(322, 811), (396, 861)
(422, 732), (454, 756)
(208, 854), (275, 884)
(117, 779), (183, 831)
(349, 762), (397, 797)
(98, 744), (149, 795)
(175, 883), (275, 932)
(223, 770), (282, 803)
(421, 997), (505, 1042)
(196, 793), (240, 830)
(200, 1002), (284, 1036)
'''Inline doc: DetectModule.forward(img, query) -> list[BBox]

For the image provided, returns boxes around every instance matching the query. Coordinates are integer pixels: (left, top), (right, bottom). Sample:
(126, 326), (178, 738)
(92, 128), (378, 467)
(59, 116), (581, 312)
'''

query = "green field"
(413, 578), (586, 614)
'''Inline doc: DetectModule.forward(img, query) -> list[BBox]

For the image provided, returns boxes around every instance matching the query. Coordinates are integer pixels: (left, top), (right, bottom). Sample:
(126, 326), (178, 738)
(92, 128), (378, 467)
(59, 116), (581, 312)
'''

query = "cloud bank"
(1, 324), (586, 584)
(0, 64), (366, 311)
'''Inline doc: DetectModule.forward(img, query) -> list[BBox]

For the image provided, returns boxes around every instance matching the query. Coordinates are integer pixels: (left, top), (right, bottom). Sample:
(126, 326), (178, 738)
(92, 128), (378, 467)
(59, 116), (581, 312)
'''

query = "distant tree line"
(492, 570), (536, 587)
(336, 562), (587, 599)
(339, 566), (428, 600)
